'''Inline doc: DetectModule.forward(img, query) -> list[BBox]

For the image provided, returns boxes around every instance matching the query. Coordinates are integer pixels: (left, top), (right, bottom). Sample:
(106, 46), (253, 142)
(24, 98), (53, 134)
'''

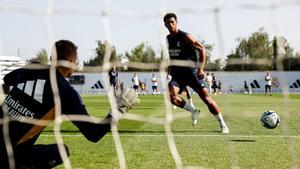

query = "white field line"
(41, 133), (300, 138)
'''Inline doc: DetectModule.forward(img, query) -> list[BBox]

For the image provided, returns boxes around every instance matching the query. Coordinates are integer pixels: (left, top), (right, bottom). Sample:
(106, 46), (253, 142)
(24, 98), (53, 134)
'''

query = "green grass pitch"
(38, 94), (300, 169)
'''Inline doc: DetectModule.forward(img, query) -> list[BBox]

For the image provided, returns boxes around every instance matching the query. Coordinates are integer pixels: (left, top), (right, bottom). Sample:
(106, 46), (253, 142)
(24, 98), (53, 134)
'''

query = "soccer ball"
(260, 110), (280, 129)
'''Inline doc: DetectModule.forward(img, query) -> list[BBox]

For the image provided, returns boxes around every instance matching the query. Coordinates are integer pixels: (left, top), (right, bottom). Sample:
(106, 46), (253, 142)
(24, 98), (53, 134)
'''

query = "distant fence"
(70, 71), (300, 94)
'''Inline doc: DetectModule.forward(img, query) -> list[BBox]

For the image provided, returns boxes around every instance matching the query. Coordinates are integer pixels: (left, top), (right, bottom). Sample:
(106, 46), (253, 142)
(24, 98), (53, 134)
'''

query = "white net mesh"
(1, 0), (300, 169)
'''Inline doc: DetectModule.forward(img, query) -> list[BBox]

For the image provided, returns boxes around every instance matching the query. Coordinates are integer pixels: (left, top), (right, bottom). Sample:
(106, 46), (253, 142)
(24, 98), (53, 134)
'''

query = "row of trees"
(83, 40), (220, 71)
(29, 28), (300, 71)
(224, 28), (300, 71)
(83, 41), (161, 71)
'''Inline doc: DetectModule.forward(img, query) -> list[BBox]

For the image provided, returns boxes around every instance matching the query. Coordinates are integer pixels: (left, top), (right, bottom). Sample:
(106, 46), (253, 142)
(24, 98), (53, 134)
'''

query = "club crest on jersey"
(176, 41), (181, 47)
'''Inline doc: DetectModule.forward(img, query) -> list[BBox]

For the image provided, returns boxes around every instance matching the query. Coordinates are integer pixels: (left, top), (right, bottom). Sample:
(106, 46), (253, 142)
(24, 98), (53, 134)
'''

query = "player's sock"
(214, 113), (225, 125)
(191, 109), (200, 126)
(183, 102), (196, 113)
(183, 102), (200, 126)
(214, 113), (229, 133)
(188, 98), (194, 107)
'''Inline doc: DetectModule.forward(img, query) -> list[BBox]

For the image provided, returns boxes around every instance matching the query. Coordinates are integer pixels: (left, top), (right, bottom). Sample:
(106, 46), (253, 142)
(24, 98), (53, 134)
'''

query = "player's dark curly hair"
(163, 12), (177, 22)
(53, 40), (77, 61)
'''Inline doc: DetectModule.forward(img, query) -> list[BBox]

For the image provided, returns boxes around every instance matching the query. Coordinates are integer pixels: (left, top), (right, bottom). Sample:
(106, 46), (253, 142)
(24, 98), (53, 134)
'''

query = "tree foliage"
(206, 58), (222, 71)
(83, 30), (300, 71)
(224, 28), (274, 71)
(281, 51), (300, 71)
(28, 49), (48, 64)
(127, 42), (159, 63)
(84, 40), (117, 66)
(124, 42), (160, 71)
(199, 40), (222, 71)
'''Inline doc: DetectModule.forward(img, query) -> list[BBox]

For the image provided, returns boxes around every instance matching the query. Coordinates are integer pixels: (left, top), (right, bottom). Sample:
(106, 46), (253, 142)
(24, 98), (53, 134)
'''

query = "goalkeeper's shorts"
(0, 143), (70, 169)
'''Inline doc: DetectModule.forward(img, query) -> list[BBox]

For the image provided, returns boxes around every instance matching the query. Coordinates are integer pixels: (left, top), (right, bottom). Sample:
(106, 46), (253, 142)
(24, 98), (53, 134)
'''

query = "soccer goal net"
(1, 0), (300, 169)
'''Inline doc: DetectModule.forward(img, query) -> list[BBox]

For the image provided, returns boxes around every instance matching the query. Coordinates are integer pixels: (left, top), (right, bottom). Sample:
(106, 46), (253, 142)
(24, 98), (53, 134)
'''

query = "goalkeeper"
(0, 40), (139, 169)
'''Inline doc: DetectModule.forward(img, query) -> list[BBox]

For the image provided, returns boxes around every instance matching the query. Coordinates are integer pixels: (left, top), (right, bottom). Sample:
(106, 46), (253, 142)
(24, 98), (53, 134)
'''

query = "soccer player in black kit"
(108, 65), (118, 91)
(164, 13), (229, 133)
(0, 40), (139, 169)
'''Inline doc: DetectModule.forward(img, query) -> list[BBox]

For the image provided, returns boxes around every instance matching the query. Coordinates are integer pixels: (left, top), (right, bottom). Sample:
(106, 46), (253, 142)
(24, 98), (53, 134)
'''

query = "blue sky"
(0, 0), (299, 63)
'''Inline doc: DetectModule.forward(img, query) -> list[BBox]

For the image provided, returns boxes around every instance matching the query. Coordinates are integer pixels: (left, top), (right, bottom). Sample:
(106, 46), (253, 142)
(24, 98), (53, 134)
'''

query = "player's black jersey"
(109, 70), (118, 84)
(167, 30), (199, 77)
(167, 30), (199, 61)
(0, 67), (111, 147)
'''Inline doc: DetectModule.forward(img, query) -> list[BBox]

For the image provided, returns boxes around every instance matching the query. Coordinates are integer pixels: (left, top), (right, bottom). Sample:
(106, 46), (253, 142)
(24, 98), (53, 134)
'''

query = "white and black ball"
(260, 110), (280, 129)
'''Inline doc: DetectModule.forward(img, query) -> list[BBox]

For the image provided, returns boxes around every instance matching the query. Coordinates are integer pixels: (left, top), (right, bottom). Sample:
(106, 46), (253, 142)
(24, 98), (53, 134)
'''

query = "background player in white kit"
(151, 73), (159, 95)
(205, 73), (213, 94)
(132, 73), (140, 93)
(265, 72), (272, 95)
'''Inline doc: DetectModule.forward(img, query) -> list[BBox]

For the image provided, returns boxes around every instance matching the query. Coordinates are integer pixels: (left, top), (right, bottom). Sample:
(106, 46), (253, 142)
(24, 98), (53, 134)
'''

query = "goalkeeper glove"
(111, 87), (140, 121)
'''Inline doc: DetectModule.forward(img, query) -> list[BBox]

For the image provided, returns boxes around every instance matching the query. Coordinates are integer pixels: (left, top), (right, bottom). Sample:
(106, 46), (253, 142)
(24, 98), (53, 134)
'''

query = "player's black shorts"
(168, 69), (206, 92)
(0, 143), (69, 169)
(110, 81), (116, 87)
(265, 85), (271, 90)
(152, 86), (158, 90)
(133, 85), (139, 90)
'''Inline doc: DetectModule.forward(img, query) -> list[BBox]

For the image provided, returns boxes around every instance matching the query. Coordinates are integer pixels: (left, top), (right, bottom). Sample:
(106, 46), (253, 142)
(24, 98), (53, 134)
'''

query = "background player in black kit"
(164, 13), (229, 133)
(0, 40), (139, 169)
(108, 65), (118, 91)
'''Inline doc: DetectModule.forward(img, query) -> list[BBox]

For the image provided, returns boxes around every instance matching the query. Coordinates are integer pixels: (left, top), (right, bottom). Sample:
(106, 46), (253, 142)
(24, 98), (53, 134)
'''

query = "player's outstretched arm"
(68, 87), (139, 143)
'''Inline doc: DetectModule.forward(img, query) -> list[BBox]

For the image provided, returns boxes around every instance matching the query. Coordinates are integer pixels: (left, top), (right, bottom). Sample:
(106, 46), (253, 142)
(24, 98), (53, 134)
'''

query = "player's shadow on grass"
(229, 139), (256, 142)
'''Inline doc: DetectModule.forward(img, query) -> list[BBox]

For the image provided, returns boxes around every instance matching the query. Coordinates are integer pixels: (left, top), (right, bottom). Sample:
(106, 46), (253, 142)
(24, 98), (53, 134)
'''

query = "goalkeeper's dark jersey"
(167, 29), (199, 78)
(0, 67), (111, 148)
